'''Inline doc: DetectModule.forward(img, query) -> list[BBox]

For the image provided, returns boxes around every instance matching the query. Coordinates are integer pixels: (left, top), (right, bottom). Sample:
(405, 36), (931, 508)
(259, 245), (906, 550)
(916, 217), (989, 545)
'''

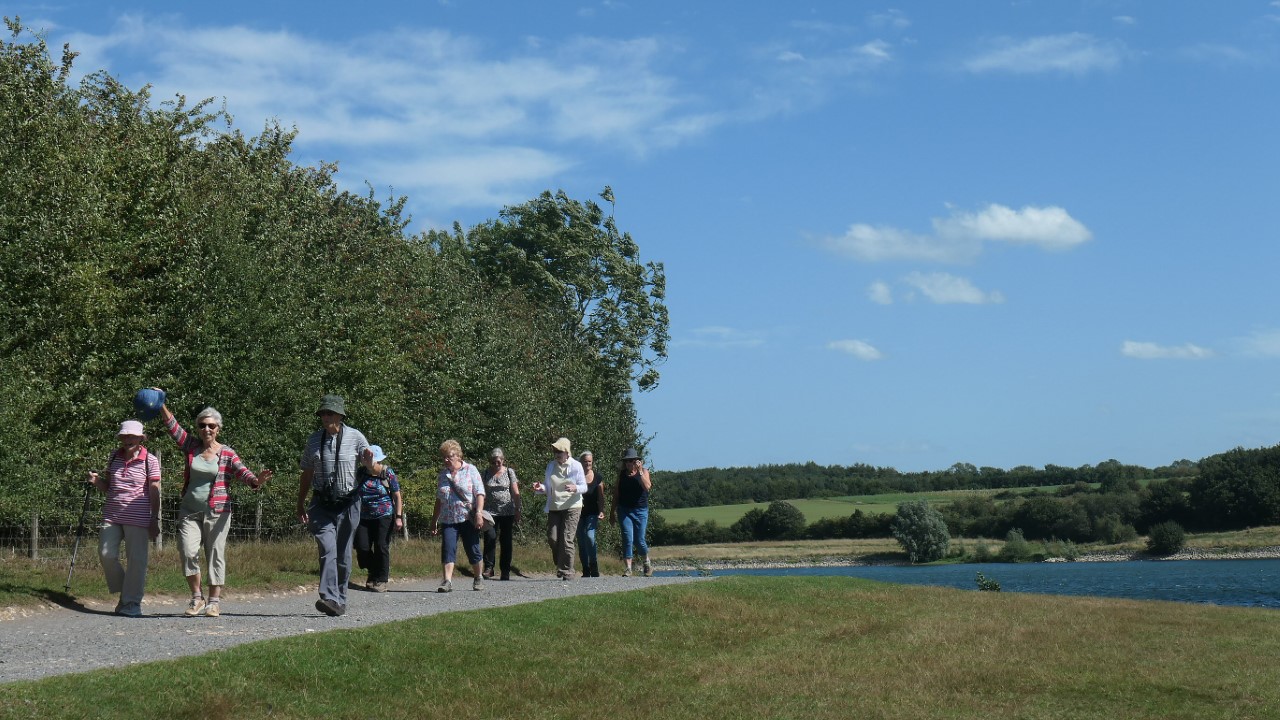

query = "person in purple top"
(430, 439), (486, 592)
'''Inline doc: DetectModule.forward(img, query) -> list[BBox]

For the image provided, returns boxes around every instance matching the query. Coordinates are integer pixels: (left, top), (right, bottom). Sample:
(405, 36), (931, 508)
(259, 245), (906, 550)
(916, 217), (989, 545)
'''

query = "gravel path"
(0, 574), (709, 685)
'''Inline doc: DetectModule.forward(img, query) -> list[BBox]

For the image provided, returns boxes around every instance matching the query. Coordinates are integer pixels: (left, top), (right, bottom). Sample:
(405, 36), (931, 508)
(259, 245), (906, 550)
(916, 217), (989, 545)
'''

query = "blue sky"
(13, 1), (1280, 472)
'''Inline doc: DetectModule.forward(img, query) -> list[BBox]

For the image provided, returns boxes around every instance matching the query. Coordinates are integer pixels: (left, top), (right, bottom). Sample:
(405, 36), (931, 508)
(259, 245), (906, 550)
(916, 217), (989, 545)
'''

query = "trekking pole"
(64, 481), (94, 593)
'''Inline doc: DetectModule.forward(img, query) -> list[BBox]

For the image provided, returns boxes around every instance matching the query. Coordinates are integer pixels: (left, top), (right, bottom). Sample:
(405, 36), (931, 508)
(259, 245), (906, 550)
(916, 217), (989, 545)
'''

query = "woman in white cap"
(531, 437), (587, 580)
(86, 420), (162, 617)
(354, 445), (401, 592)
(155, 394), (271, 617)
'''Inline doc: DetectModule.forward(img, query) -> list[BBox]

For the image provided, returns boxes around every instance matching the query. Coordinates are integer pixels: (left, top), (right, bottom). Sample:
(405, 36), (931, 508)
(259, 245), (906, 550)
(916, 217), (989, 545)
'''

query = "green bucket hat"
(316, 394), (347, 417)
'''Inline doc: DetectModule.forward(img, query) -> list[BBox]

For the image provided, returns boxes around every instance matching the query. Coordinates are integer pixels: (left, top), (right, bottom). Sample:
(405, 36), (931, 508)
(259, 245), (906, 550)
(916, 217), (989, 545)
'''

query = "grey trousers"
(100, 522), (150, 611)
(308, 500), (360, 606)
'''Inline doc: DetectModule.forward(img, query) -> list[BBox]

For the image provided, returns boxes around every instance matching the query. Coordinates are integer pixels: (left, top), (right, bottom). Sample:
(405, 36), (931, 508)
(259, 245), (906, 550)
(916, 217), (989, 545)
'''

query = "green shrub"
(891, 500), (950, 563)
(1146, 521), (1186, 556)
(997, 529), (1034, 563)
(975, 571), (1001, 592)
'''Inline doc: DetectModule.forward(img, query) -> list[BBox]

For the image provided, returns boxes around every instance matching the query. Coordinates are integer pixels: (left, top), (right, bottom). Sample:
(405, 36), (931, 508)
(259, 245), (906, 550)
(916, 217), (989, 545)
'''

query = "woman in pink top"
(87, 420), (162, 617)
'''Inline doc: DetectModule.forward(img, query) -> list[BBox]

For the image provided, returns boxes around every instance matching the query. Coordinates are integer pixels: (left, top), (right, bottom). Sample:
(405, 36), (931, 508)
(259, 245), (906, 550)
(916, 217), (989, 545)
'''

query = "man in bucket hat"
(297, 394), (375, 616)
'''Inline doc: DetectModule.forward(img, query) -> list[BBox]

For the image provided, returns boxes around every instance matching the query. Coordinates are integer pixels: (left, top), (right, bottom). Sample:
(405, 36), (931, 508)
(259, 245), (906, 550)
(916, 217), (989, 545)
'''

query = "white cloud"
(1234, 329), (1280, 357)
(828, 339), (884, 360)
(675, 326), (765, 349)
(1113, 16), (1137, 26)
(903, 272), (1004, 305)
(825, 223), (978, 263)
(58, 17), (713, 211)
(825, 203), (1090, 263)
(868, 281), (893, 305)
(935, 204), (1093, 250)
(964, 33), (1126, 75)
(1121, 341), (1214, 360)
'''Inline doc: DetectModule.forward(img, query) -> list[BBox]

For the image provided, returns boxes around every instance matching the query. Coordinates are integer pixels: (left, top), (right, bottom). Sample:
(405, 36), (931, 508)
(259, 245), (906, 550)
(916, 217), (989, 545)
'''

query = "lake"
(661, 559), (1280, 608)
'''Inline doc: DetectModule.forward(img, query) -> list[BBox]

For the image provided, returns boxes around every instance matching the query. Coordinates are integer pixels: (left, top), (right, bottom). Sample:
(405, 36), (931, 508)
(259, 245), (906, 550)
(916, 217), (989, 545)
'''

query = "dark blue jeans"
(577, 513), (599, 572)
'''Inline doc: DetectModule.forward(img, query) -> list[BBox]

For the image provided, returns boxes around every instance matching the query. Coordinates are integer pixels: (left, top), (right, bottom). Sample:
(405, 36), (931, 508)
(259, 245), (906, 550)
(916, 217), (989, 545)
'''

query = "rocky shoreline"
(658, 546), (1280, 571)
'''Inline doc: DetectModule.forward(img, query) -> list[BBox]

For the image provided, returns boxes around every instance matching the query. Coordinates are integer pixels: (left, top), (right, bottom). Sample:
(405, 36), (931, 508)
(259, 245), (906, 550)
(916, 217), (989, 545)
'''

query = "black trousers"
(482, 515), (515, 577)
(354, 515), (393, 583)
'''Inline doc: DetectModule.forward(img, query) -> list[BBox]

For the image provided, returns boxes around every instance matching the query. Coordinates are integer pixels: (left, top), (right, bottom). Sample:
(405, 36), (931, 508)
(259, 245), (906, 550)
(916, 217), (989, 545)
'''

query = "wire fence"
(0, 494), (623, 563)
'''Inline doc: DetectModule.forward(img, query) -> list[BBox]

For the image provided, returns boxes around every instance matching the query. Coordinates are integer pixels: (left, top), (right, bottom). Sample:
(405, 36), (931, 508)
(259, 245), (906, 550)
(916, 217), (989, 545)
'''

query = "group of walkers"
(88, 392), (652, 618)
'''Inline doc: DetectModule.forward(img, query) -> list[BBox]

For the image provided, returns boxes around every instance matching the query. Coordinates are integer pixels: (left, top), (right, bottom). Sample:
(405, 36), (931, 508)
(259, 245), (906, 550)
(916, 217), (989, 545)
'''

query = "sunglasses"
(198, 423), (219, 429)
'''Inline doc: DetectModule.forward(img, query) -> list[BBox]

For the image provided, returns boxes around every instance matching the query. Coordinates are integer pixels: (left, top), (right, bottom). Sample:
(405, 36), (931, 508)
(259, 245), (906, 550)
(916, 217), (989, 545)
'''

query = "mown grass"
(3, 576), (1279, 719)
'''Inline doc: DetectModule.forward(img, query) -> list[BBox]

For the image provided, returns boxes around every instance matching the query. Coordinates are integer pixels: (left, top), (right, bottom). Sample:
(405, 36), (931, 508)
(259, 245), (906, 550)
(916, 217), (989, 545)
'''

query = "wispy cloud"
(824, 203), (1091, 263)
(867, 281), (893, 305)
(675, 326), (765, 349)
(964, 33), (1126, 75)
(1121, 341), (1214, 360)
(828, 339), (884, 360)
(903, 272), (1004, 305)
(1234, 328), (1280, 357)
(58, 16), (716, 215)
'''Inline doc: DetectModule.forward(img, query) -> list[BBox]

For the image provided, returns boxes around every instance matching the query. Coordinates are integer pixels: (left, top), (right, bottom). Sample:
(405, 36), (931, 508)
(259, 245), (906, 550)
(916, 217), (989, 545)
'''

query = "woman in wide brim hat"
(610, 447), (653, 577)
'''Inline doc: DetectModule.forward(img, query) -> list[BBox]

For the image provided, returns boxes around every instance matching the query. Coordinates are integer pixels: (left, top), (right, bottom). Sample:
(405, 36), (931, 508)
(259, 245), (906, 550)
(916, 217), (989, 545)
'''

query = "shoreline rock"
(657, 546), (1280, 571)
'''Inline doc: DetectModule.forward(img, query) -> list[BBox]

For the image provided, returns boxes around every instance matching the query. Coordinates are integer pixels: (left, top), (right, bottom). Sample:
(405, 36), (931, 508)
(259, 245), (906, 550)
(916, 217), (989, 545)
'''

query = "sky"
(11, 1), (1280, 472)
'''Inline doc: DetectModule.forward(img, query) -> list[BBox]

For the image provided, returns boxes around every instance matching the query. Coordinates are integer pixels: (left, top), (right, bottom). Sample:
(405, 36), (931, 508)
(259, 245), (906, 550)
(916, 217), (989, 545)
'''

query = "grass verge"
(3, 576), (1279, 719)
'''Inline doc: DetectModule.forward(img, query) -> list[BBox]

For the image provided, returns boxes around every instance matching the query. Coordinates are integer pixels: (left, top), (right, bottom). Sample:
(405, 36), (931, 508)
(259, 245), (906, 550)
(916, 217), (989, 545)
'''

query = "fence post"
(255, 500), (263, 542)
(29, 511), (39, 559)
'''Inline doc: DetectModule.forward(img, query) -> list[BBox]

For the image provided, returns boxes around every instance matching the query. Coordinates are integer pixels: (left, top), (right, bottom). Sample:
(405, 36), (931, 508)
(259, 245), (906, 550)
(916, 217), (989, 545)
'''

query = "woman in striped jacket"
(157, 394), (272, 618)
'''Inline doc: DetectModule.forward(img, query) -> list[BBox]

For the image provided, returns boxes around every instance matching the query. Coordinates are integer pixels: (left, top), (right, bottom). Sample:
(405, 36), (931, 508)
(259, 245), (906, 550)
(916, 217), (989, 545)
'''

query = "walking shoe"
(184, 596), (206, 617)
(473, 576), (483, 591)
(204, 600), (221, 618)
(437, 580), (453, 593)
(622, 567), (632, 577)
(643, 559), (654, 577)
(499, 573), (510, 581)
(117, 603), (142, 618)
(373, 581), (388, 593)
(315, 597), (342, 617)
(365, 580), (376, 591)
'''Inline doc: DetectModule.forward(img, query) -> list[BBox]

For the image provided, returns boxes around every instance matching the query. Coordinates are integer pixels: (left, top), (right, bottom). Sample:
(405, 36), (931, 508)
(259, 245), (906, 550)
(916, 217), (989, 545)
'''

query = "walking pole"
(64, 482), (94, 593)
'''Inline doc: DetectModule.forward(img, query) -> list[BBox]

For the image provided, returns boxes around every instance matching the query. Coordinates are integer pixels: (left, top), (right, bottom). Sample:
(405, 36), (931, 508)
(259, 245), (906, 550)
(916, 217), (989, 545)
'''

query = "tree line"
(652, 458), (1196, 509)
(0, 21), (667, 537)
(650, 445), (1280, 547)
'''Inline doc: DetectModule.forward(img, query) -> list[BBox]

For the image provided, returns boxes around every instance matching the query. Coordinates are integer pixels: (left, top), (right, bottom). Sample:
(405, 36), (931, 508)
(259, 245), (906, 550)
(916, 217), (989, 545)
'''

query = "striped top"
(102, 447), (162, 527)
(165, 415), (260, 515)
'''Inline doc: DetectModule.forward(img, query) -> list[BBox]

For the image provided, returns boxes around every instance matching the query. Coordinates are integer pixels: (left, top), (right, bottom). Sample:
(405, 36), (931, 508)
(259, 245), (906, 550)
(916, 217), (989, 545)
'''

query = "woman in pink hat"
(87, 420), (162, 617)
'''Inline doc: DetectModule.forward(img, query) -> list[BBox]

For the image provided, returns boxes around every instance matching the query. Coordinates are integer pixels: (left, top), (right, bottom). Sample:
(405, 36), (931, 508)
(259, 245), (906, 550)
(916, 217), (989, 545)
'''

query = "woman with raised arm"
(156, 393), (272, 617)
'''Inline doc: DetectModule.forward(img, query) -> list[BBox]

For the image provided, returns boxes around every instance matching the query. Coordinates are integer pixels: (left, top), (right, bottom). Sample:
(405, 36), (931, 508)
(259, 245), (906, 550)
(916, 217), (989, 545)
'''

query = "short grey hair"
(195, 407), (223, 427)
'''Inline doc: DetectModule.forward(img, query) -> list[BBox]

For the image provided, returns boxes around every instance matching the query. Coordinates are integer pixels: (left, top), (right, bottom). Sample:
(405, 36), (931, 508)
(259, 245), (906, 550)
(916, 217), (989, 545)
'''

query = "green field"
(4, 576), (1278, 720)
(657, 487), (1053, 525)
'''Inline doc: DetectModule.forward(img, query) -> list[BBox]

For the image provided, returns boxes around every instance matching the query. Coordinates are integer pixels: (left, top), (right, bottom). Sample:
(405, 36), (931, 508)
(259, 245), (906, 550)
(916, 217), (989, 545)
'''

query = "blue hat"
(370, 445), (387, 463)
(133, 388), (165, 421)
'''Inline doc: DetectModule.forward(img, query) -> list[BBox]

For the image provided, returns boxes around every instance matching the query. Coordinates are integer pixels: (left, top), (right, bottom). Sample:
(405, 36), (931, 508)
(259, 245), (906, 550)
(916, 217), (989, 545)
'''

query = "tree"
(892, 500), (950, 563)
(757, 501), (806, 540)
(1146, 521), (1186, 556)
(1190, 445), (1280, 530)
(460, 187), (669, 391)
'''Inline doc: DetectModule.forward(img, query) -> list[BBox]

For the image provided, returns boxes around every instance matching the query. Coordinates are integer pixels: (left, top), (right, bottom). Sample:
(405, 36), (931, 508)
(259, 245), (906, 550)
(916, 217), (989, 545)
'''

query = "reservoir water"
(663, 558), (1280, 608)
